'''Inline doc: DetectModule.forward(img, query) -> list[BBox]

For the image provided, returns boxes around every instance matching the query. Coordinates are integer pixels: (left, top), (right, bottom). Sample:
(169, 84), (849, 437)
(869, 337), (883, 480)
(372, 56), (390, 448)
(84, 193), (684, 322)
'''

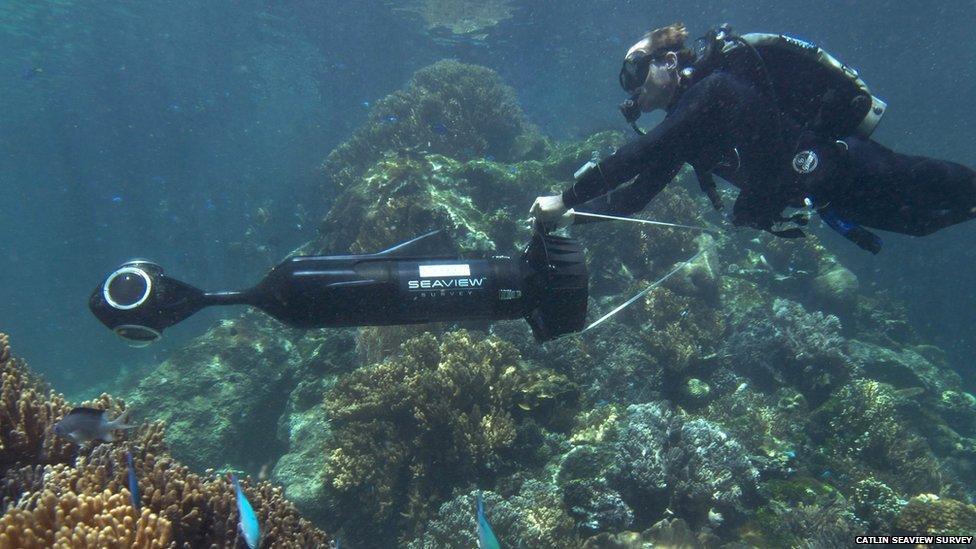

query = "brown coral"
(895, 494), (976, 535)
(0, 335), (75, 473)
(0, 488), (172, 548)
(0, 333), (331, 548)
(324, 330), (573, 545)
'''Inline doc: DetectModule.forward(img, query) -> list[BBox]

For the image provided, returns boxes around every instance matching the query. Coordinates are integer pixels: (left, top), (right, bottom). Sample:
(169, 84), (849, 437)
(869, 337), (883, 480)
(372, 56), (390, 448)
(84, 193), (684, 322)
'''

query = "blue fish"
(385, 114), (399, 124)
(477, 493), (500, 549)
(126, 451), (141, 511)
(431, 122), (448, 135)
(230, 474), (260, 549)
(21, 66), (43, 80)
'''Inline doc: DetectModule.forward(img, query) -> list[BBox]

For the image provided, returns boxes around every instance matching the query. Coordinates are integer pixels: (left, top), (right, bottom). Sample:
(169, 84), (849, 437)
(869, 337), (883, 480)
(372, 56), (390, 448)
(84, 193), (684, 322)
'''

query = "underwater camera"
(90, 230), (588, 346)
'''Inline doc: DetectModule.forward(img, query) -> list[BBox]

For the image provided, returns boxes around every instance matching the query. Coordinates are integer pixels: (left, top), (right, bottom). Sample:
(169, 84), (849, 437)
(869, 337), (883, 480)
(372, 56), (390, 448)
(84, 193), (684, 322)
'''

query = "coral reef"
(407, 482), (578, 549)
(773, 498), (863, 548)
(894, 494), (976, 535)
(322, 60), (545, 193)
(810, 379), (944, 495)
(70, 58), (976, 546)
(721, 298), (851, 402)
(607, 403), (758, 525)
(125, 313), (353, 474)
(0, 333), (76, 474)
(322, 330), (575, 545)
(393, 0), (514, 35)
(850, 478), (907, 531)
(580, 517), (720, 549)
(1, 488), (174, 548)
(0, 334), (330, 548)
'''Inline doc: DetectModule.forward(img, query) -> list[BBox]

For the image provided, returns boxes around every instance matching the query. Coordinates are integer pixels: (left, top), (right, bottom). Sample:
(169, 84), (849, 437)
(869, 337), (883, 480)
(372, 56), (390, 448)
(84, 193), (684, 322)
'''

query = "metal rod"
(573, 211), (720, 233)
(582, 248), (706, 334)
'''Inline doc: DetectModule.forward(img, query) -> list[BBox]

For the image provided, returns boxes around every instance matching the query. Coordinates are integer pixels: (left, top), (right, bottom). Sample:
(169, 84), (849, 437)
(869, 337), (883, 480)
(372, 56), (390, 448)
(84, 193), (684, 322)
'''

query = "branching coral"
(638, 285), (724, 378)
(850, 478), (906, 530)
(775, 498), (863, 548)
(0, 333), (76, 473)
(0, 334), (330, 548)
(323, 330), (574, 545)
(2, 443), (329, 548)
(0, 488), (173, 548)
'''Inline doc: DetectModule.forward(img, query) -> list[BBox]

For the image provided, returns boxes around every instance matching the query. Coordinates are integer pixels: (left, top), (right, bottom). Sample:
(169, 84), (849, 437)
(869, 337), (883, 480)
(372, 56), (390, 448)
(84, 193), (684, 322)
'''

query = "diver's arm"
(573, 164), (683, 224)
(561, 74), (723, 209)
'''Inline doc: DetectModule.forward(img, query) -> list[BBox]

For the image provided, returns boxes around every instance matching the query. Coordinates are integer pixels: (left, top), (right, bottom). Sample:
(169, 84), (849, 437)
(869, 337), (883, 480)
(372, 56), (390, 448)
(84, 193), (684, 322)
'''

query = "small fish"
(21, 66), (43, 80)
(53, 407), (135, 444)
(385, 114), (399, 123)
(431, 122), (448, 135)
(230, 474), (260, 549)
(477, 493), (500, 549)
(126, 451), (141, 511)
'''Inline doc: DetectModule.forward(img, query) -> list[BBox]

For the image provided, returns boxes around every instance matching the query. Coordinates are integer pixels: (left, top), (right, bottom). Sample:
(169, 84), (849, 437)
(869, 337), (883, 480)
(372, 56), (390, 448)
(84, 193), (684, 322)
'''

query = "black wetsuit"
(563, 69), (976, 251)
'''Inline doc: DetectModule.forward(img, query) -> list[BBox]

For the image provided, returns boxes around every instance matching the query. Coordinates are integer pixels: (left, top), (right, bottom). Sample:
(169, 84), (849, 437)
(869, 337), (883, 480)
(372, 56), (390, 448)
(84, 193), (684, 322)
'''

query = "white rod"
(582, 248), (706, 334)
(573, 211), (720, 233)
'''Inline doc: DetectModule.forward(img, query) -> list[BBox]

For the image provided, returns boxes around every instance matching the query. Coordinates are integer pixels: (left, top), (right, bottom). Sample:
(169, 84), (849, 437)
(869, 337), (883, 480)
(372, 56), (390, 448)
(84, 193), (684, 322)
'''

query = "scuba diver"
(530, 23), (976, 254)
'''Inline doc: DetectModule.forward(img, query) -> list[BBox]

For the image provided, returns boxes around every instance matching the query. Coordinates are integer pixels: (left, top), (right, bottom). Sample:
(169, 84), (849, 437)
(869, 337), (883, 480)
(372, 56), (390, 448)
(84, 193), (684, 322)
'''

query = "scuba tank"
(683, 24), (887, 140)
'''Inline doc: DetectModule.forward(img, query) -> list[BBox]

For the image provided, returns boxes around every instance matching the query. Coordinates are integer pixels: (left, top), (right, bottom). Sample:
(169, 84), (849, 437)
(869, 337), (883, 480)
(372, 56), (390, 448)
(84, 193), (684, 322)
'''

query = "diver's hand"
(530, 195), (569, 230)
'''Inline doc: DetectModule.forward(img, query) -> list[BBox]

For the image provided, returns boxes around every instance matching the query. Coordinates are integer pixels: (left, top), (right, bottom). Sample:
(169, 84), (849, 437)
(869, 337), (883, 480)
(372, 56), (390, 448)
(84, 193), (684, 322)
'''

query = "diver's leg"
(831, 138), (976, 236)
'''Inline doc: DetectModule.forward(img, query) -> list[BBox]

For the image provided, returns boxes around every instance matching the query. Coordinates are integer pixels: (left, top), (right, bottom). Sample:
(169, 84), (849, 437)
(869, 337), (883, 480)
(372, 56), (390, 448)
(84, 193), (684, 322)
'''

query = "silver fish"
(53, 407), (135, 444)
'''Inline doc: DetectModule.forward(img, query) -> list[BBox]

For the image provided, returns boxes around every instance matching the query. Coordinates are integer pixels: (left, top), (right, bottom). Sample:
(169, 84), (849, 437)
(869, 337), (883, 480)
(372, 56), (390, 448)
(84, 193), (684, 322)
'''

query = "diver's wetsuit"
(563, 69), (976, 246)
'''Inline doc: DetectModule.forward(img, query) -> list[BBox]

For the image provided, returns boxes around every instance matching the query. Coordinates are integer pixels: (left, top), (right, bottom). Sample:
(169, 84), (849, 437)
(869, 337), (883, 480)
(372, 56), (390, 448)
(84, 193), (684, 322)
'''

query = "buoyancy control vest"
(685, 25), (887, 251)
(685, 25), (887, 140)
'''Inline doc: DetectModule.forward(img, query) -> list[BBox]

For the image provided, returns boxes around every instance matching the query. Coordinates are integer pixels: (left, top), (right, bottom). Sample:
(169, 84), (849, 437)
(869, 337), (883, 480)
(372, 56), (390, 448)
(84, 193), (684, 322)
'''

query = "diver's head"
(619, 23), (692, 113)
(90, 259), (205, 347)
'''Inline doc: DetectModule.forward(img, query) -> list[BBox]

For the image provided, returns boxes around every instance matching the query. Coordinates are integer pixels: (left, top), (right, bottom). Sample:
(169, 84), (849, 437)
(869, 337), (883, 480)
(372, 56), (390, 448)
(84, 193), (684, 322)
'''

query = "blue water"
(0, 1), (973, 392)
